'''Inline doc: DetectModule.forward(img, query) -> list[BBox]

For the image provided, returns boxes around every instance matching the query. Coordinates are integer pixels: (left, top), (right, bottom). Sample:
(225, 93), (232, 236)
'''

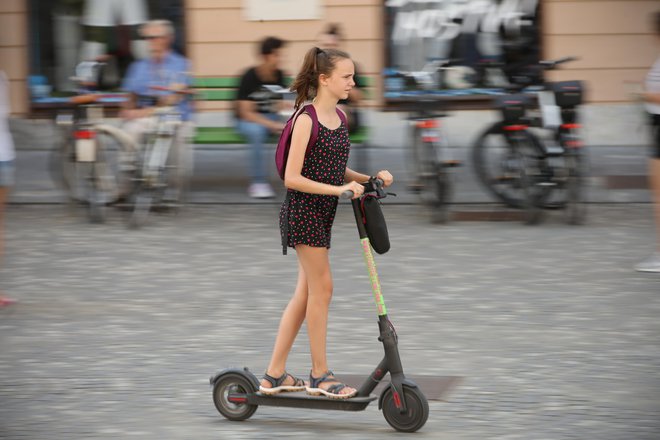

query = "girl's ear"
(318, 73), (329, 87)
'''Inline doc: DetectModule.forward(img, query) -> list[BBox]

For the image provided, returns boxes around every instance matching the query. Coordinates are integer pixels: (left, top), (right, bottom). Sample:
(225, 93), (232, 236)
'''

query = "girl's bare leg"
(296, 245), (355, 395)
(260, 260), (309, 388)
(650, 158), (660, 250)
(0, 186), (6, 265)
(0, 186), (13, 304)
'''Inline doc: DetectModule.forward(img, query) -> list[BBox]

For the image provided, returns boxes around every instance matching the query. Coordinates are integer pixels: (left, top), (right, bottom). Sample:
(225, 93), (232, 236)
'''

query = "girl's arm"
(345, 167), (394, 188)
(644, 91), (660, 105)
(284, 114), (364, 198)
(344, 167), (370, 184)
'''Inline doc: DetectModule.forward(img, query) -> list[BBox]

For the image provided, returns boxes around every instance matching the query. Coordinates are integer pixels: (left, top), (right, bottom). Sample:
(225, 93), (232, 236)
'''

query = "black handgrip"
(371, 178), (386, 198)
(540, 56), (578, 70)
(556, 56), (578, 64)
(342, 177), (386, 200)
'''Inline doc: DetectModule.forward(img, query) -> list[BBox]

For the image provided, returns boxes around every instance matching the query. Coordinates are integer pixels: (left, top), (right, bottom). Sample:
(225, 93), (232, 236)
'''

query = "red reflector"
(74, 130), (96, 139)
(415, 120), (438, 129)
(393, 391), (402, 408)
(561, 123), (581, 129)
(503, 125), (528, 131)
(565, 140), (583, 148)
(421, 136), (439, 142)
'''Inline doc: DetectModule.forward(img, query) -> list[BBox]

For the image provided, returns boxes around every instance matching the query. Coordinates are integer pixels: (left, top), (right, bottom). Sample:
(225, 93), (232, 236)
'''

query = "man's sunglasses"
(144, 35), (166, 40)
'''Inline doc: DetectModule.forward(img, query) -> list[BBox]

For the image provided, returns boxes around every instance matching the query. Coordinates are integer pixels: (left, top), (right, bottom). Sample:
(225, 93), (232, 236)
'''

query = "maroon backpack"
(275, 104), (347, 180)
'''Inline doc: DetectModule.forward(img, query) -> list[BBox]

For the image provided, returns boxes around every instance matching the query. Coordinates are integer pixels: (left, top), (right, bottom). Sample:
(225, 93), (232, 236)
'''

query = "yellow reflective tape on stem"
(361, 238), (387, 316)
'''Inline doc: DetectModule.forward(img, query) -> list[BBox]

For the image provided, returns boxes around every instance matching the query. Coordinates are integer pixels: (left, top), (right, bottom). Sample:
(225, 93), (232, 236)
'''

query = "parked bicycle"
(385, 60), (461, 223)
(52, 62), (136, 223)
(127, 86), (192, 228)
(471, 56), (587, 225)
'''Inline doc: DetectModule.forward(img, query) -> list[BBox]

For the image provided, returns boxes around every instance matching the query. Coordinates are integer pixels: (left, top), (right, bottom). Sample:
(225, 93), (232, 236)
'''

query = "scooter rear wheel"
(381, 385), (429, 432)
(212, 373), (258, 421)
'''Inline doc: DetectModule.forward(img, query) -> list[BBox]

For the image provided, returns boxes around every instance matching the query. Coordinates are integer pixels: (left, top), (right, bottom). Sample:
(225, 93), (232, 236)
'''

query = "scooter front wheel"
(381, 385), (429, 432)
(212, 372), (258, 421)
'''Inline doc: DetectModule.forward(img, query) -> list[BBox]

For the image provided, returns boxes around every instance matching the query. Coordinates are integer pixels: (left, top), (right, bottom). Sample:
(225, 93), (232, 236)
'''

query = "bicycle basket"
(495, 94), (530, 124)
(551, 81), (583, 108)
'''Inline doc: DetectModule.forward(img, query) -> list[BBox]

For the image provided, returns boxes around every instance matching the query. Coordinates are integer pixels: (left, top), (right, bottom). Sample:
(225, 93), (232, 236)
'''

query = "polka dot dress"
(280, 119), (351, 251)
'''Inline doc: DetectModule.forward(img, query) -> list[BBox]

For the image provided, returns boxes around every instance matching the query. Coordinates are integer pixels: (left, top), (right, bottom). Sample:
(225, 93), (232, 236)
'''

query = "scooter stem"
(351, 196), (387, 316)
(351, 195), (409, 412)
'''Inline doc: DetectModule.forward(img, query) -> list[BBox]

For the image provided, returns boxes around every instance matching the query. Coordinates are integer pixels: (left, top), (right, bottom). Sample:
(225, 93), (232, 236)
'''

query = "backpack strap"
(336, 107), (348, 131)
(301, 104), (320, 153)
(287, 104), (320, 157)
(293, 104), (345, 154)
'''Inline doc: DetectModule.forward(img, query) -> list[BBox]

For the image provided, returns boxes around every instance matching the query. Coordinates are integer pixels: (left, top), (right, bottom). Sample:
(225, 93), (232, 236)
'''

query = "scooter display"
(209, 178), (429, 433)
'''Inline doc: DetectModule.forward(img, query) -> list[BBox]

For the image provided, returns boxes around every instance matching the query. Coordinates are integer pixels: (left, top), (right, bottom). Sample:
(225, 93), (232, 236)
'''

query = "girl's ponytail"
(290, 47), (321, 109)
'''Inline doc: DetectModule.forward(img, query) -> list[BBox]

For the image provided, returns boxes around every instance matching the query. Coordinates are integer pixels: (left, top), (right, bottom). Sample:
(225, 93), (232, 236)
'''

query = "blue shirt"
(122, 51), (193, 120)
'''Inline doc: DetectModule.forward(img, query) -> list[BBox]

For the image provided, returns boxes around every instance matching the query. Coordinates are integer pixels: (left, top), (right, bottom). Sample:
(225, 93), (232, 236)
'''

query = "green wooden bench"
(191, 76), (371, 146)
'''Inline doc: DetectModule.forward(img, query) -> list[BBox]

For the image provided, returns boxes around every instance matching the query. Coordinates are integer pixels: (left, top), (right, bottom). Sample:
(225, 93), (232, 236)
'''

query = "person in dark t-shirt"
(236, 37), (287, 199)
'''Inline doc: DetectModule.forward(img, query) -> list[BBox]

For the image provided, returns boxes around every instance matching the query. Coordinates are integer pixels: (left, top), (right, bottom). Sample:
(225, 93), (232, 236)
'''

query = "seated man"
(120, 19), (193, 197)
(235, 36), (288, 199)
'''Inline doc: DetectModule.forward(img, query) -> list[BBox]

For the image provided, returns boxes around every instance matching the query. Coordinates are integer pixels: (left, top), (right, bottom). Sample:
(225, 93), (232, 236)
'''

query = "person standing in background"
(318, 23), (364, 134)
(0, 71), (16, 307)
(636, 11), (660, 273)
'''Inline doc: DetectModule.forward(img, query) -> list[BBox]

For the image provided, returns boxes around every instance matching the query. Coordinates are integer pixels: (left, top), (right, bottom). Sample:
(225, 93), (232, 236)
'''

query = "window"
(383, 0), (541, 108)
(28, 0), (186, 107)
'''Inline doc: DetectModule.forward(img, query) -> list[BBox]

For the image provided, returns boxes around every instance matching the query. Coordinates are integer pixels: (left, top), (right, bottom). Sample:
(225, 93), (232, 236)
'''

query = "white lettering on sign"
(389, 0), (538, 43)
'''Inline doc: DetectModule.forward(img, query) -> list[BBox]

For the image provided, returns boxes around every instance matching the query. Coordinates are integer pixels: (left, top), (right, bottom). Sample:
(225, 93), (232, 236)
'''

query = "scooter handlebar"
(340, 177), (386, 199)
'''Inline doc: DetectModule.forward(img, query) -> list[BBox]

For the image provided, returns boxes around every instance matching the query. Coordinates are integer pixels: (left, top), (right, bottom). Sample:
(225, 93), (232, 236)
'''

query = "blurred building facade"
(0, 0), (658, 148)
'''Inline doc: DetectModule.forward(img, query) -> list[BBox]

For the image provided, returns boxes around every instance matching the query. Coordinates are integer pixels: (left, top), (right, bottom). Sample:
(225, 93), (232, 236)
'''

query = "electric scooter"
(209, 178), (429, 433)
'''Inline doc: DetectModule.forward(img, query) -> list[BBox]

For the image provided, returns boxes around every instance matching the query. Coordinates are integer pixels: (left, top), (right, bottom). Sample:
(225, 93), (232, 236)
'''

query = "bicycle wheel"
(564, 151), (587, 225)
(129, 184), (153, 229)
(162, 129), (188, 210)
(412, 125), (452, 223)
(128, 133), (176, 228)
(128, 143), (155, 229)
(515, 147), (545, 225)
(407, 125), (425, 192)
(51, 125), (135, 204)
(472, 122), (552, 209)
(87, 161), (107, 223)
(66, 160), (104, 223)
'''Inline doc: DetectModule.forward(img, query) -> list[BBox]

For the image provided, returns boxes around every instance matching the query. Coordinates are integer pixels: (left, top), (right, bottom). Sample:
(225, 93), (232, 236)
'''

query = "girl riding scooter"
(260, 47), (393, 399)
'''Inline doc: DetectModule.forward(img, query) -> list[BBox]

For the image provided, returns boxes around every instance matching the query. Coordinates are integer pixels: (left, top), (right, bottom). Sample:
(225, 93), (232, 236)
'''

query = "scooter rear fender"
(209, 367), (260, 390)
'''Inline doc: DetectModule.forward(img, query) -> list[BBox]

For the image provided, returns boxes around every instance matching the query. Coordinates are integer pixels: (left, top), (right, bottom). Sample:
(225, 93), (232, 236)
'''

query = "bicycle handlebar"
(148, 85), (196, 95)
(69, 94), (101, 105)
(539, 56), (578, 70)
(151, 106), (179, 116)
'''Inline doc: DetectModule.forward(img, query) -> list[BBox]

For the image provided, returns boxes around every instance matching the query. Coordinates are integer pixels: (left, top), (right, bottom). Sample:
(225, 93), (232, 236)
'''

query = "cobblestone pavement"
(1, 204), (659, 440)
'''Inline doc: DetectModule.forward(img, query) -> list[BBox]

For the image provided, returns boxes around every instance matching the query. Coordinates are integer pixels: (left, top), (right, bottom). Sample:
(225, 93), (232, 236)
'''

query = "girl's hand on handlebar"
(339, 181), (364, 199)
(376, 170), (394, 187)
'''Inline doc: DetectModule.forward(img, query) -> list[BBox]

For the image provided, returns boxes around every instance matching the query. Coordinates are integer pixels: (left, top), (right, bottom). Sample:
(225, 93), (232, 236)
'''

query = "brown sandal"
(259, 371), (306, 395)
(306, 371), (356, 399)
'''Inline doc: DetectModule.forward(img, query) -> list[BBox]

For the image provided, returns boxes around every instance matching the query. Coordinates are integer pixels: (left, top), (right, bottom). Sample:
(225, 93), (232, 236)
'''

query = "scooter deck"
(247, 392), (377, 411)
